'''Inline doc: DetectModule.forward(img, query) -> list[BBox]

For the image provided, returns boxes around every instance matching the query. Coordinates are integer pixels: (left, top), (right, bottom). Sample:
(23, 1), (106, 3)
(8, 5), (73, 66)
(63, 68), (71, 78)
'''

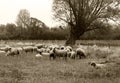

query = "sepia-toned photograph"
(0, 0), (120, 83)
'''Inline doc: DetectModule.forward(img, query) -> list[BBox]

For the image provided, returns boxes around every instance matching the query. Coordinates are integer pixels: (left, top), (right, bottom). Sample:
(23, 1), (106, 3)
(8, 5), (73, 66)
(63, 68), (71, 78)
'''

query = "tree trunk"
(65, 25), (85, 46)
(65, 32), (76, 46)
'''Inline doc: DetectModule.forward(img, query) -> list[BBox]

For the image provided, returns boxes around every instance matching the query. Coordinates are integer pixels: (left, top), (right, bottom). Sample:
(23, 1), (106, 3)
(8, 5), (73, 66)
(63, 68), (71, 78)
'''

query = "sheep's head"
(90, 62), (96, 67)
(53, 47), (56, 53)
(39, 52), (42, 54)
(60, 46), (65, 50)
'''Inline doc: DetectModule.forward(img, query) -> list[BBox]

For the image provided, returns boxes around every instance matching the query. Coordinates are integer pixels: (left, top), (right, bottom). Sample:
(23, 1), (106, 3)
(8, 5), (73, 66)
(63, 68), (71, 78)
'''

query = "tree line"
(0, 22), (120, 40)
(0, 23), (68, 40)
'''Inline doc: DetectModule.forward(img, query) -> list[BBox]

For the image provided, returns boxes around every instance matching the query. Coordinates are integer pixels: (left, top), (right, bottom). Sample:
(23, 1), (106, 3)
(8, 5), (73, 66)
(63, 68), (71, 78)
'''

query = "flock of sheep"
(0, 42), (119, 69)
(0, 43), (86, 60)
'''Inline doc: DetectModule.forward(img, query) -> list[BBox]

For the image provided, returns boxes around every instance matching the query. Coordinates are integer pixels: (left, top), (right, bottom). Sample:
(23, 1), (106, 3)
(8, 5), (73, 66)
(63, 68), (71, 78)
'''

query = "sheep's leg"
(53, 55), (56, 60)
(73, 55), (75, 59)
(49, 54), (55, 60)
(77, 52), (82, 59)
(65, 56), (67, 61)
(58, 55), (61, 60)
(64, 53), (67, 61)
(79, 55), (82, 59)
(52, 54), (56, 60)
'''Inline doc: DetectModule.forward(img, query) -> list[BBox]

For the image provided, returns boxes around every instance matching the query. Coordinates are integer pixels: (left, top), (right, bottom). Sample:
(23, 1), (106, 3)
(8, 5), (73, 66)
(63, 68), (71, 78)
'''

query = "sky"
(0, 0), (58, 27)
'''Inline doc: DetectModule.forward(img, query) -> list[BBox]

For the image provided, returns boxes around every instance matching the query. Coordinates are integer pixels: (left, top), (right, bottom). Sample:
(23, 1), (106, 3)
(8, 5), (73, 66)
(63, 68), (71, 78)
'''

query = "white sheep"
(22, 46), (37, 53)
(6, 48), (19, 56)
(53, 47), (68, 60)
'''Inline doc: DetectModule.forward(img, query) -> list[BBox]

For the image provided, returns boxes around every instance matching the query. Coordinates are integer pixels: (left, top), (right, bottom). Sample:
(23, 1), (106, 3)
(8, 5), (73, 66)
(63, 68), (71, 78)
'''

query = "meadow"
(0, 40), (120, 83)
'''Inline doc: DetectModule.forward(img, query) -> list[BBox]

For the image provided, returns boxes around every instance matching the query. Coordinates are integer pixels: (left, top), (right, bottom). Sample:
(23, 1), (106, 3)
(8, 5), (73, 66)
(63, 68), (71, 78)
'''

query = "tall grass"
(0, 40), (120, 83)
(0, 52), (120, 83)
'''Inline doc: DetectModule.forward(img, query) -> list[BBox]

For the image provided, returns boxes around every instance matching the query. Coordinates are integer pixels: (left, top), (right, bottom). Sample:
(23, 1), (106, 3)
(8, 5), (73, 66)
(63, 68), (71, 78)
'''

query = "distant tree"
(16, 9), (31, 39)
(53, 0), (120, 45)
(16, 9), (30, 28)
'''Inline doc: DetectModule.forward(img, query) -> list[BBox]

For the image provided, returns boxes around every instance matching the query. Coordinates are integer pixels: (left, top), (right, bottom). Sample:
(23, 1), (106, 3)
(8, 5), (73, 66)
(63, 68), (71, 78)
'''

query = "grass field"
(0, 40), (120, 83)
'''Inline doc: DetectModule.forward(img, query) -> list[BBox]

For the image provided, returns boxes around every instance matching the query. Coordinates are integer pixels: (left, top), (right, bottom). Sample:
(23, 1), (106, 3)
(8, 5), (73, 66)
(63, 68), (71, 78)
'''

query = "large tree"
(53, 0), (120, 45)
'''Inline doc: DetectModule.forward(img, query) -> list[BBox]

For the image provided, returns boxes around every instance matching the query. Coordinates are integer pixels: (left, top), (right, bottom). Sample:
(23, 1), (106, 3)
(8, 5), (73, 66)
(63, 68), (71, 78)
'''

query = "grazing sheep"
(53, 47), (67, 60)
(49, 52), (56, 60)
(68, 51), (76, 59)
(6, 48), (19, 56)
(49, 50), (56, 60)
(66, 46), (72, 52)
(22, 46), (36, 53)
(76, 48), (86, 59)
